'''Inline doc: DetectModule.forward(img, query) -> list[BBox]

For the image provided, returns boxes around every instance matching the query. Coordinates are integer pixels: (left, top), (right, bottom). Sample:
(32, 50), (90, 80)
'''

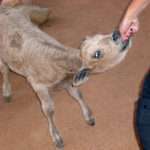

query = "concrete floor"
(0, 0), (150, 150)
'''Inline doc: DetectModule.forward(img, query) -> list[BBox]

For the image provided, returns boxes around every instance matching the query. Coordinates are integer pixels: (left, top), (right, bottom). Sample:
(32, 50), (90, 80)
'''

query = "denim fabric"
(136, 72), (150, 150)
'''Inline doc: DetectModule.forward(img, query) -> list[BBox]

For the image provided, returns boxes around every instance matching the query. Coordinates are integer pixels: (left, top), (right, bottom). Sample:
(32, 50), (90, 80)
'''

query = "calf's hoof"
(4, 96), (12, 103)
(55, 136), (64, 149)
(87, 117), (96, 126)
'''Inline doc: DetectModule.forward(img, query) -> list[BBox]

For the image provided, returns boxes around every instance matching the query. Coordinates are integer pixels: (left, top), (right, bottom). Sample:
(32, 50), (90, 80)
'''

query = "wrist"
(125, 7), (138, 21)
(125, 0), (150, 20)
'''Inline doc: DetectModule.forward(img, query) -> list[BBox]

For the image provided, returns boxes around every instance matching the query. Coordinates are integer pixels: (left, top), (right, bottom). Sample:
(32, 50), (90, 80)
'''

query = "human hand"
(119, 15), (139, 41)
(1, 0), (32, 6)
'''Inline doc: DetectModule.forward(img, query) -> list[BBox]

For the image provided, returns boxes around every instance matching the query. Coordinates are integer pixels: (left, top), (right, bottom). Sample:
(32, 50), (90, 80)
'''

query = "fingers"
(124, 19), (139, 40)
(1, 0), (32, 6)
(119, 17), (139, 41)
(1, 0), (20, 5)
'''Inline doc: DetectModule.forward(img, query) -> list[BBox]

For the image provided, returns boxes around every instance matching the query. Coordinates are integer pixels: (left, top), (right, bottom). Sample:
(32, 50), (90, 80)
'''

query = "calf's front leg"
(64, 83), (95, 126)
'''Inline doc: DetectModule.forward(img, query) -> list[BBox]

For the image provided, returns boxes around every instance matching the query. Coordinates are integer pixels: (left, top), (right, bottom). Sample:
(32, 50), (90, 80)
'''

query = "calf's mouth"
(112, 30), (130, 51)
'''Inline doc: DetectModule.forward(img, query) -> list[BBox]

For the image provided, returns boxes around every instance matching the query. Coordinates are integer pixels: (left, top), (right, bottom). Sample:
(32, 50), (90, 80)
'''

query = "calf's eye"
(93, 50), (102, 59)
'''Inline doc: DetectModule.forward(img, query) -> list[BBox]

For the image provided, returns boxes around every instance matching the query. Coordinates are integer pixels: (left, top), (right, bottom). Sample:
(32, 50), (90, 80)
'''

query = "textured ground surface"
(0, 0), (150, 150)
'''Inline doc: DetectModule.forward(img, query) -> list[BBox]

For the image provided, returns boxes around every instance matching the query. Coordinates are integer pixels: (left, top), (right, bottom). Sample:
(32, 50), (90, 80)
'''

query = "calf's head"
(73, 31), (131, 86)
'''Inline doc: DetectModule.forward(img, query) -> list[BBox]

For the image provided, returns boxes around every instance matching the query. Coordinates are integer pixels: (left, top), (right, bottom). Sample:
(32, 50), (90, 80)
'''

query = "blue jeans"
(136, 71), (150, 150)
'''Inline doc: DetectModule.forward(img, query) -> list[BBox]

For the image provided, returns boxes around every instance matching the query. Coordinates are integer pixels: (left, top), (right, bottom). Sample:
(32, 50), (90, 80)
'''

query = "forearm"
(126, 0), (150, 18)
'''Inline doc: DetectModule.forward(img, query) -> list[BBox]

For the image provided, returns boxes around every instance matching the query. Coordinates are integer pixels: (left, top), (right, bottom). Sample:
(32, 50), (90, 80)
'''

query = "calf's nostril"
(112, 31), (121, 41)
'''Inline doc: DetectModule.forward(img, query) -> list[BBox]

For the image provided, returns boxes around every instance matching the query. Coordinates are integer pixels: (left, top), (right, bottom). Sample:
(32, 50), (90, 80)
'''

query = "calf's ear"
(72, 68), (90, 86)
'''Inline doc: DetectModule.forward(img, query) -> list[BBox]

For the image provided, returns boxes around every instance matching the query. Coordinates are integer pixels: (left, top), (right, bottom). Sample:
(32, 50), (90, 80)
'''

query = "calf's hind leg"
(19, 5), (51, 25)
(28, 81), (64, 149)
(0, 60), (11, 102)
